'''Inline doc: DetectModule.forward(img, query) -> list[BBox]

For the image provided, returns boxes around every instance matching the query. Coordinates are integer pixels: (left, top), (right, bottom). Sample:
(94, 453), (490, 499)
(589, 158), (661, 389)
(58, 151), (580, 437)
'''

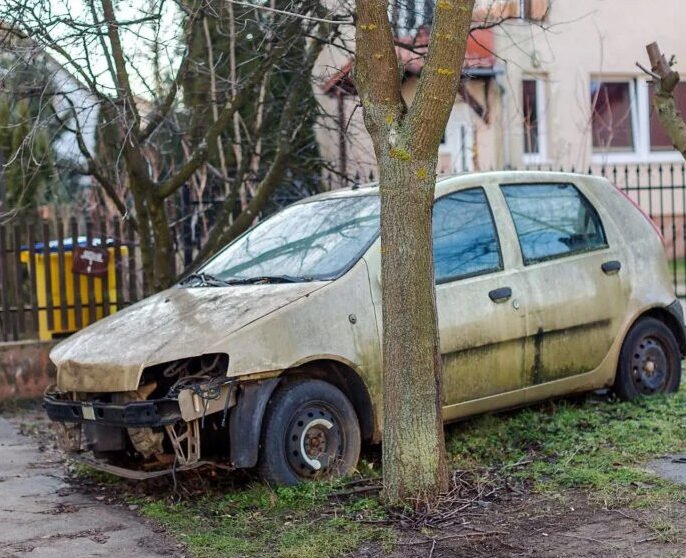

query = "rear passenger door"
(434, 188), (529, 411)
(500, 182), (630, 386)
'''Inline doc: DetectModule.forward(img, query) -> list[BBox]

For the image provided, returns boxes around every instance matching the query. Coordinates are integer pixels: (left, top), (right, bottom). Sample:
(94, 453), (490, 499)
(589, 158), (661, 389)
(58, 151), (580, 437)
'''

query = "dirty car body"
(44, 171), (685, 483)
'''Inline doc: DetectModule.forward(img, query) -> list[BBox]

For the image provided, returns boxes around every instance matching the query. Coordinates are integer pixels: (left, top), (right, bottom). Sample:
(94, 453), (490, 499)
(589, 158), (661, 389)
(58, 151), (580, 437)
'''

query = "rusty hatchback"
(44, 171), (685, 484)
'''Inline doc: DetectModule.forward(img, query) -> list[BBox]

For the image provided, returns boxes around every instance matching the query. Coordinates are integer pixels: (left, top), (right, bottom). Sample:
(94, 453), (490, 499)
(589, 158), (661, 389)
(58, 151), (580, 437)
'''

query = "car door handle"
(601, 260), (621, 275)
(488, 287), (512, 303)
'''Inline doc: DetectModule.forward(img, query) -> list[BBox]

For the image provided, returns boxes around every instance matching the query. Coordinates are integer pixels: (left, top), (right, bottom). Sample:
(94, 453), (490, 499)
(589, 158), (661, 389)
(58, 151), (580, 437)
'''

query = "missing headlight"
(140, 353), (229, 399)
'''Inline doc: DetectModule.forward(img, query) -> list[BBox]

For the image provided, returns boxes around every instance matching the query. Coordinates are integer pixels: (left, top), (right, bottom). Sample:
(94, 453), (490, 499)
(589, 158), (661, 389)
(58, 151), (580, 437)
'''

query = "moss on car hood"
(50, 282), (327, 392)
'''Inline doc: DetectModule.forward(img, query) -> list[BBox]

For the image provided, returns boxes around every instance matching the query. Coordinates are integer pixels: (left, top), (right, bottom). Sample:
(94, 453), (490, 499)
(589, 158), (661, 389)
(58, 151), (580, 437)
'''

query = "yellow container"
(20, 245), (128, 341)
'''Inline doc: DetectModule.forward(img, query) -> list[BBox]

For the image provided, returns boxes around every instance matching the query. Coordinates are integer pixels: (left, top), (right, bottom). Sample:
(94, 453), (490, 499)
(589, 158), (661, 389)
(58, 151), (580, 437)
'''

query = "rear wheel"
(258, 379), (361, 485)
(614, 317), (681, 400)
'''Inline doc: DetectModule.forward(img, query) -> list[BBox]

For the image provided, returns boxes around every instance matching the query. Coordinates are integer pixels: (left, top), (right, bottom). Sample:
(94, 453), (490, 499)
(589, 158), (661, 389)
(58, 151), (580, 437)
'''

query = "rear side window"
(433, 188), (502, 283)
(501, 183), (607, 265)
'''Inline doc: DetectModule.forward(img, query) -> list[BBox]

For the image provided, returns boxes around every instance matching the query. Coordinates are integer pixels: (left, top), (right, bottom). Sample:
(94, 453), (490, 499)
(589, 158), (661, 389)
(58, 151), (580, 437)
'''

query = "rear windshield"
(200, 195), (380, 282)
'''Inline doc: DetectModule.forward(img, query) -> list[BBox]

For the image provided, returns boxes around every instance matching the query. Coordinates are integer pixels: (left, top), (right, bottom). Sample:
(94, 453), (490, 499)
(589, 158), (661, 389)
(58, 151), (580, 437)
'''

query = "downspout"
(337, 89), (348, 187)
(494, 62), (512, 170)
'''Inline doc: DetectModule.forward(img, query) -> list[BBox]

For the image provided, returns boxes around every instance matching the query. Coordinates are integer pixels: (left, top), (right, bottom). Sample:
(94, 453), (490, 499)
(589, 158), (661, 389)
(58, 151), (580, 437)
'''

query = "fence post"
(70, 217), (83, 329)
(56, 219), (68, 331)
(0, 225), (11, 341)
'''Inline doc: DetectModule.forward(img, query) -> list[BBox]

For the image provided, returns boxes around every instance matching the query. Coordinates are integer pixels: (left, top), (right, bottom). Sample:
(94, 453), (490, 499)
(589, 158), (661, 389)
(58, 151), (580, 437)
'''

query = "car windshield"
(197, 195), (380, 283)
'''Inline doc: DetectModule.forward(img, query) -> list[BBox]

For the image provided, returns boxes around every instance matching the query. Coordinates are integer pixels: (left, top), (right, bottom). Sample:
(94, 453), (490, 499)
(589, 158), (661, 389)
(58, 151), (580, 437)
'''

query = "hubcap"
(286, 405), (342, 478)
(631, 336), (668, 394)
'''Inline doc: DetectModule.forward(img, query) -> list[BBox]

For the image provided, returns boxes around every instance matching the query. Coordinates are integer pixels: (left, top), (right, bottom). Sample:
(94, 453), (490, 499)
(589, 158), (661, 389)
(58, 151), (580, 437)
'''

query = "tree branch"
(645, 41), (686, 159)
(100, 0), (141, 131)
(139, 52), (189, 142)
(405, 0), (476, 160)
(51, 95), (137, 228)
(353, 0), (406, 150)
(155, 45), (286, 199)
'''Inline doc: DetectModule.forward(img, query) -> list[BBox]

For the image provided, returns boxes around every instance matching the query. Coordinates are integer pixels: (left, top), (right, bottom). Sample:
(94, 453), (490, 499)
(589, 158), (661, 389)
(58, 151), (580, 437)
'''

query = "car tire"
(614, 317), (682, 401)
(258, 379), (361, 486)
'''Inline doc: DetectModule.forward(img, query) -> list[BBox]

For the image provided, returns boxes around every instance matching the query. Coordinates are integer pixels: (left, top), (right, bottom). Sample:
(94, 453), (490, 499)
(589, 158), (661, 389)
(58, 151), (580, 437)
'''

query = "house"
(0, 24), (100, 213)
(314, 0), (686, 182)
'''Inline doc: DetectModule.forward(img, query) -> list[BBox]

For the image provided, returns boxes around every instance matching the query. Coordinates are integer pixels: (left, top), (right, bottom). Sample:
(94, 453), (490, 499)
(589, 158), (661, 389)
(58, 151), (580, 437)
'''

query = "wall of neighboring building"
(314, 0), (686, 181)
(49, 64), (100, 166)
(496, 0), (686, 170)
(313, 27), (500, 184)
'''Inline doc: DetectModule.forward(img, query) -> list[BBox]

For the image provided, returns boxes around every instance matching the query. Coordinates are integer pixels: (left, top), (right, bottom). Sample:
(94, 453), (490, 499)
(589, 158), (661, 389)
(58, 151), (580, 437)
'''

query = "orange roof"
(322, 28), (495, 95)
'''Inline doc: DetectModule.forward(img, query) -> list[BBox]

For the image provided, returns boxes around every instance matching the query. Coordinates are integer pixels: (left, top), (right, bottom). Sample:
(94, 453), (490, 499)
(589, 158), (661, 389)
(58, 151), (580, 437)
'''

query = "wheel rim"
(285, 404), (343, 478)
(631, 335), (669, 394)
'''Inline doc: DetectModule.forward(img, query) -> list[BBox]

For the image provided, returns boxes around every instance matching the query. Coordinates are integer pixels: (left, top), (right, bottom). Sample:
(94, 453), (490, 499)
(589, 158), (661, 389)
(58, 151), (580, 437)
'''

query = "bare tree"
(0, 0), (336, 292)
(353, 0), (475, 506)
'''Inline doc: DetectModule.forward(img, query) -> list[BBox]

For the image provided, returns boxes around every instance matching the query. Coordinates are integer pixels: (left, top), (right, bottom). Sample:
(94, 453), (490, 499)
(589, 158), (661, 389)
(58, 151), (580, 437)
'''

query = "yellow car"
(44, 171), (684, 484)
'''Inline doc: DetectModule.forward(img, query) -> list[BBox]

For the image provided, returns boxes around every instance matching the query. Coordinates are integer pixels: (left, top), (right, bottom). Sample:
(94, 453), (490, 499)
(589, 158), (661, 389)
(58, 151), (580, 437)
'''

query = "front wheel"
(258, 379), (361, 485)
(614, 317), (681, 400)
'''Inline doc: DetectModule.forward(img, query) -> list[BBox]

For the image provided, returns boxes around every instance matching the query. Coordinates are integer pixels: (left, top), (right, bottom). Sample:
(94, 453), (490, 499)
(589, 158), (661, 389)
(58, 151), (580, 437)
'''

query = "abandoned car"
(44, 171), (684, 484)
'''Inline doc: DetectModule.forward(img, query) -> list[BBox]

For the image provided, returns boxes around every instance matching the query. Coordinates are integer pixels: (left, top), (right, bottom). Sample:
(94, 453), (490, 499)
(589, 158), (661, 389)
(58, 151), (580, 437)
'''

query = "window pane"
(522, 79), (539, 154)
(501, 184), (607, 264)
(433, 188), (501, 282)
(591, 81), (634, 151)
(649, 83), (686, 151)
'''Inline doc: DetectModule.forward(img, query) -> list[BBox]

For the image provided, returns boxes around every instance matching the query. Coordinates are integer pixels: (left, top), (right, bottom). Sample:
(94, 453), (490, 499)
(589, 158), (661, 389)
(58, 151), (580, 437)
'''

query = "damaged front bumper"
(43, 380), (238, 478)
(44, 391), (182, 428)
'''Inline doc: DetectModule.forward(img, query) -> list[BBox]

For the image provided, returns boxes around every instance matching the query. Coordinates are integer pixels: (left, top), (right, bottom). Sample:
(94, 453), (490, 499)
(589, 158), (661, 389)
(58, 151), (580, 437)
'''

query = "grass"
(136, 481), (392, 558)
(445, 387), (686, 508)
(76, 386), (686, 556)
(669, 259), (685, 281)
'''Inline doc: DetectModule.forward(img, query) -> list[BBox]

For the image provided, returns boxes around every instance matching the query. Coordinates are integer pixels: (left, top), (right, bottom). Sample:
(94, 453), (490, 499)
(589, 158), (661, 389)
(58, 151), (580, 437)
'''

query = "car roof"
(300, 171), (606, 203)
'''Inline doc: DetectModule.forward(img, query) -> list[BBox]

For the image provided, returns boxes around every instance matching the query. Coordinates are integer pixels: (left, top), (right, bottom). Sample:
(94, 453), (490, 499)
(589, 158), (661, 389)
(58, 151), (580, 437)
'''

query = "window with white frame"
(522, 78), (547, 162)
(591, 80), (636, 152)
(591, 78), (686, 162)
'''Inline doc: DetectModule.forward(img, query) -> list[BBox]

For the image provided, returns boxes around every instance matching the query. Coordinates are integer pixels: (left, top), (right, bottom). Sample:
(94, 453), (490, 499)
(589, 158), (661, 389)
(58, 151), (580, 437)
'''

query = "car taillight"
(615, 185), (665, 245)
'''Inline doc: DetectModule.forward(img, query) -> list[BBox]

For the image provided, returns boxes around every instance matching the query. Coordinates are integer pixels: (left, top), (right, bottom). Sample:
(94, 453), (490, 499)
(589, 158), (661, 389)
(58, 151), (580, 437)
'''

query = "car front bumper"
(43, 390), (182, 428)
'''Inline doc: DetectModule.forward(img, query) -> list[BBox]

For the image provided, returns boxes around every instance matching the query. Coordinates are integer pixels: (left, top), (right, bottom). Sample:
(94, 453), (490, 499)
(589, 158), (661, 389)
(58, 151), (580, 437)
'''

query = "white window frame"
(522, 77), (548, 165)
(591, 77), (683, 165)
(439, 104), (475, 173)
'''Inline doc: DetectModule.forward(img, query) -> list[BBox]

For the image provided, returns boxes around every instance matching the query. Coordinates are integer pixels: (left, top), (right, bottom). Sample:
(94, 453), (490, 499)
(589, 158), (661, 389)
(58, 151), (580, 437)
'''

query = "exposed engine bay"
(45, 353), (243, 478)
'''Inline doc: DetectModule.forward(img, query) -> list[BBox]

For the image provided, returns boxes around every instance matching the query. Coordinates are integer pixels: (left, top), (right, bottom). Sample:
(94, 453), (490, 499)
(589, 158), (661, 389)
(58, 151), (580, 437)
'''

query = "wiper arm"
(225, 275), (313, 285)
(180, 272), (232, 287)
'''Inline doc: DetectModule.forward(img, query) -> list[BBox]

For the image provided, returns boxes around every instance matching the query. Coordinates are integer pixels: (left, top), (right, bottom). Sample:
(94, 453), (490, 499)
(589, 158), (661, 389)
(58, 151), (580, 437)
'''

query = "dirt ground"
(365, 493), (686, 558)
(2, 403), (686, 558)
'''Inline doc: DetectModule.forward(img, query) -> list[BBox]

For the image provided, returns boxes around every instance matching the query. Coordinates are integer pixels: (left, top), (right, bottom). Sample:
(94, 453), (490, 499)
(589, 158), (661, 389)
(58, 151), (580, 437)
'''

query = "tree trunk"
(148, 196), (176, 291)
(353, 0), (474, 508)
(379, 156), (448, 505)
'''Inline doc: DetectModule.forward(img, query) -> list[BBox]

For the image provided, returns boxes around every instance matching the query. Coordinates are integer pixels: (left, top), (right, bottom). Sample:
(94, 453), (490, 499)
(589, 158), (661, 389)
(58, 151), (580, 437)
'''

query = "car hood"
(51, 282), (327, 392)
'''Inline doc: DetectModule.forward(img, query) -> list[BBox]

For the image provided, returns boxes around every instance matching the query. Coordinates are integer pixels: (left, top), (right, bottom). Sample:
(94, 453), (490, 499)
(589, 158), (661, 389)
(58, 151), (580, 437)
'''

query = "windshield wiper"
(180, 272), (233, 287)
(224, 275), (313, 285)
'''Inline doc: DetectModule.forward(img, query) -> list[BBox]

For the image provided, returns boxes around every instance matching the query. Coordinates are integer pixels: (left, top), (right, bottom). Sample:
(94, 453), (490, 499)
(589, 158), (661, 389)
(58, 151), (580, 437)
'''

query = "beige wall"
(496, 0), (686, 170)
(314, 0), (686, 182)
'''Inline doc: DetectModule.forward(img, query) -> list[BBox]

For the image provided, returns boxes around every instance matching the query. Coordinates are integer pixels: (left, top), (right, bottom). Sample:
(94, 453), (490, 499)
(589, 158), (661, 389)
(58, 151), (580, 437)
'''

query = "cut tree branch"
(644, 41), (686, 159)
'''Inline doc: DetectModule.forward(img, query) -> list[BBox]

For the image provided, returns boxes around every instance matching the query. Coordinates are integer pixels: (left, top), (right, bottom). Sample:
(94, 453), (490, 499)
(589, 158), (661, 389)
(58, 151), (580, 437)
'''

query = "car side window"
(501, 183), (607, 265)
(433, 188), (502, 283)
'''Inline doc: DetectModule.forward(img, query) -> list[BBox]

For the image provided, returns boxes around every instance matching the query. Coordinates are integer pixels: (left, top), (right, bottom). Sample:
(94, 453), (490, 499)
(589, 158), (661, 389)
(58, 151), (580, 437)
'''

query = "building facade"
(314, 0), (686, 183)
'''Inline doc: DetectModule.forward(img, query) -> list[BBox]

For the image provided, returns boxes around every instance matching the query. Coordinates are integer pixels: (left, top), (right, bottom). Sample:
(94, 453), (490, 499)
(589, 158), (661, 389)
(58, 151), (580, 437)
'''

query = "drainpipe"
(494, 62), (512, 170)
(337, 90), (348, 187)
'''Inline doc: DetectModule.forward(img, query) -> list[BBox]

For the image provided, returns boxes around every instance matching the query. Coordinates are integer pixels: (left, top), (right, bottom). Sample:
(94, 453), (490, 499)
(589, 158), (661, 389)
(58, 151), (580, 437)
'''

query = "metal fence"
(1, 163), (686, 342)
